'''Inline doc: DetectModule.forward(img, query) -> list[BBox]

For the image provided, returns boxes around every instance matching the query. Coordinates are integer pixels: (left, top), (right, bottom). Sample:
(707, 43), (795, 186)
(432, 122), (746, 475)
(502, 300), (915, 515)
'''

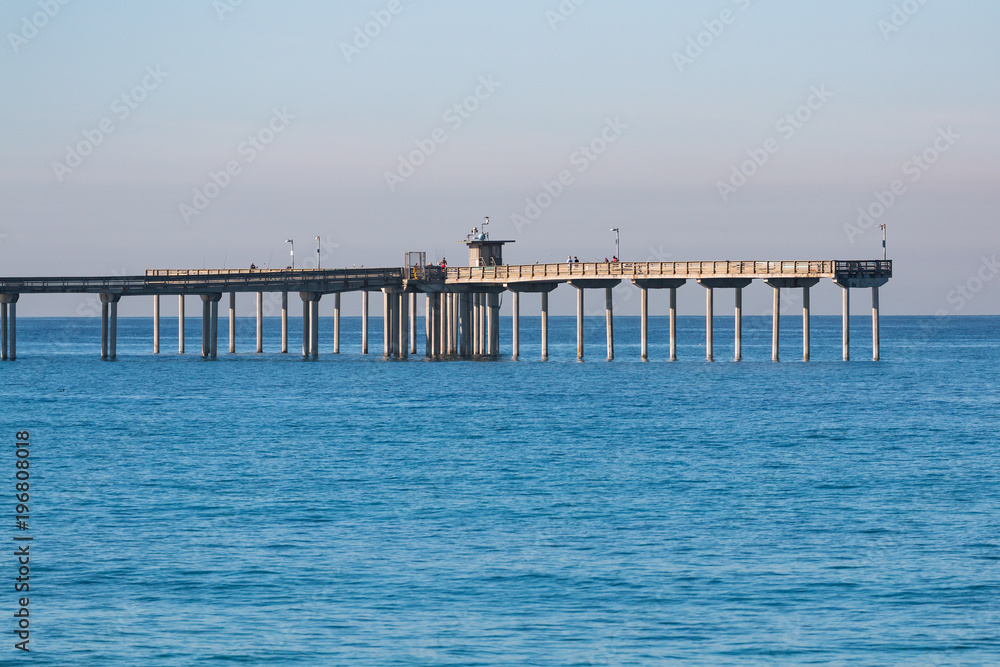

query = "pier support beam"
(452, 294), (460, 356)
(541, 291), (549, 361)
(640, 287), (648, 361)
(0, 295), (14, 361)
(153, 295), (160, 354)
(0, 299), (7, 361)
(576, 287), (585, 360)
(670, 288), (677, 361)
(310, 298), (320, 359)
(485, 293), (495, 358)
(256, 292), (264, 354)
(471, 294), (480, 358)
(211, 299), (219, 358)
(872, 287), (880, 362)
(699, 279), (751, 363)
(735, 288), (743, 362)
(383, 290), (392, 358)
(606, 287), (614, 361)
(410, 293), (417, 354)
(842, 286), (850, 362)
(511, 291), (519, 360)
(229, 292), (236, 354)
(634, 279), (686, 362)
(201, 297), (210, 358)
(771, 286), (781, 362)
(333, 293), (341, 354)
(568, 280), (620, 363)
(803, 286), (811, 362)
(506, 282), (559, 361)
(442, 292), (450, 357)
(302, 296), (310, 358)
(766, 279), (819, 363)
(178, 295), (185, 354)
(200, 294), (221, 359)
(299, 292), (322, 359)
(425, 294), (432, 358)
(362, 291), (369, 355)
(100, 293), (121, 361)
(705, 287), (713, 362)
(281, 292), (288, 354)
(399, 292), (408, 360)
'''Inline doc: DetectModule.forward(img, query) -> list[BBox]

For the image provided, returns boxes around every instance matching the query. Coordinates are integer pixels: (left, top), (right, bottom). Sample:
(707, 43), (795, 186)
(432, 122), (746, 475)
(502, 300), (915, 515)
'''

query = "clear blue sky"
(1, 0), (998, 316)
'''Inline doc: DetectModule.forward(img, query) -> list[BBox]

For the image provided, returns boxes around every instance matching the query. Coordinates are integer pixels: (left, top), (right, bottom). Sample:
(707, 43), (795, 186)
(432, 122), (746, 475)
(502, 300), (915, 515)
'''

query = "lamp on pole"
(286, 239), (294, 269)
(610, 227), (620, 260)
(315, 236), (321, 269)
(879, 224), (886, 261)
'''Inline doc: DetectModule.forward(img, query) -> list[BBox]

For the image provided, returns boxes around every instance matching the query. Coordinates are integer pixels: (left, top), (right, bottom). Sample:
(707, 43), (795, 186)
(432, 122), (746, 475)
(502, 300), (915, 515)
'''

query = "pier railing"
(445, 260), (891, 284)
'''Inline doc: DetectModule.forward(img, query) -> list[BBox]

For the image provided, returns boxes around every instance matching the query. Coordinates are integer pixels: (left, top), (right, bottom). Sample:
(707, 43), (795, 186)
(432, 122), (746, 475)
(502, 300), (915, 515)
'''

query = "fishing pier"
(0, 238), (891, 363)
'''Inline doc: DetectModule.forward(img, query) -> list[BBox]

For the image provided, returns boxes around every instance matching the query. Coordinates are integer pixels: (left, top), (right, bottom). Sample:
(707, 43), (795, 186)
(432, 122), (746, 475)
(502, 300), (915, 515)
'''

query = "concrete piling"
(383, 290), (391, 358)
(153, 295), (160, 354)
(399, 292), (408, 359)
(210, 298), (219, 359)
(705, 286), (714, 362)
(735, 288), (743, 362)
(426, 294), (434, 358)
(0, 302), (6, 360)
(410, 292), (417, 354)
(541, 291), (549, 361)
(511, 291), (520, 360)
(110, 300), (117, 360)
(362, 291), (369, 355)
(256, 292), (264, 354)
(101, 301), (109, 360)
(201, 298), (210, 358)
(843, 286), (850, 362)
(803, 286), (811, 362)
(606, 286), (614, 362)
(178, 295), (185, 354)
(872, 286), (880, 362)
(229, 292), (236, 354)
(640, 287), (648, 361)
(281, 292), (288, 354)
(576, 287), (584, 361)
(333, 293), (341, 354)
(670, 287), (677, 362)
(772, 286), (780, 362)
(310, 298), (320, 359)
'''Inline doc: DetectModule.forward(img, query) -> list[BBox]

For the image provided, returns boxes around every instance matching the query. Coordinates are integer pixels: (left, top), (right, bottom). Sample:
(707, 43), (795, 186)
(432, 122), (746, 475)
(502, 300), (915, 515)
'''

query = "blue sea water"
(1, 315), (998, 665)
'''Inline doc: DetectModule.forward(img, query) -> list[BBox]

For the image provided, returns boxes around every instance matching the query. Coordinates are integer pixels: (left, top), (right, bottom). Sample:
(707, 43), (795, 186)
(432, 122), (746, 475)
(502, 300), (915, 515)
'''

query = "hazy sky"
(1, 0), (998, 316)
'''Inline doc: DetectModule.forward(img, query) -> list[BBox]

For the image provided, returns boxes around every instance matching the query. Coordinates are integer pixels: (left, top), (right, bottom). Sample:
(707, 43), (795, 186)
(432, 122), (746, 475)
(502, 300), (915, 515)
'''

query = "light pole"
(610, 227), (620, 260)
(879, 224), (886, 261)
(315, 236), (321, 269)
(286, 239), (294, 269)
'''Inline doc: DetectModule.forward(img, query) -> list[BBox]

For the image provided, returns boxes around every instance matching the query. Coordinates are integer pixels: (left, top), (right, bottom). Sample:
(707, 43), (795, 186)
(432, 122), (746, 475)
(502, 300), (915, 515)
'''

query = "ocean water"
(1, 315), (998, 665)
